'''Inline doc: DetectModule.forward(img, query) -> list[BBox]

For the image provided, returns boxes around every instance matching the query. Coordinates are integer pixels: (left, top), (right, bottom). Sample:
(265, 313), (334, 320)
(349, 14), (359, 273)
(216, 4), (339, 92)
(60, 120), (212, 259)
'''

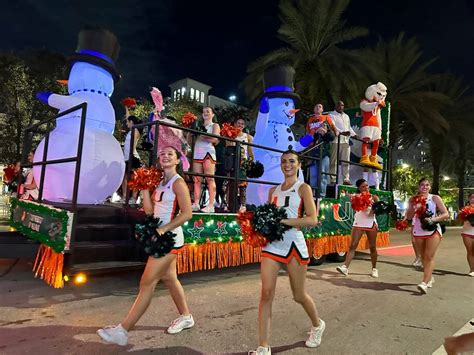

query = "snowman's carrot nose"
(289, 109), (300, 115)
(56, 80), (68, 86)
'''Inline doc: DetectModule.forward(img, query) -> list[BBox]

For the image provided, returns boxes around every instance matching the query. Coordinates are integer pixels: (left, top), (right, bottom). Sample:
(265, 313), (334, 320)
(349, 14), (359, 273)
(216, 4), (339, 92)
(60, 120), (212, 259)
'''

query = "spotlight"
(74, 273), (87, 285)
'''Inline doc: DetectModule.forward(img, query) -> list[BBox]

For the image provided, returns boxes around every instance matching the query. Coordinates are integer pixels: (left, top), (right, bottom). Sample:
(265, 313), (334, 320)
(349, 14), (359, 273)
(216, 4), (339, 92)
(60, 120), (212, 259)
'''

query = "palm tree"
(241, 0), (370, 110)
(428, 75), (474, 201)
(360, 33), (451, 189)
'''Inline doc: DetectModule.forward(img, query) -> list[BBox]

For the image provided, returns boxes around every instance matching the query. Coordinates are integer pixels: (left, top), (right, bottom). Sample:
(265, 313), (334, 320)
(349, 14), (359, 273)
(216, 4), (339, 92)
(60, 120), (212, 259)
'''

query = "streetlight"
(228, 95), (237, 102)
(443, 176), (451, 181)
(401, 163), (410, 169)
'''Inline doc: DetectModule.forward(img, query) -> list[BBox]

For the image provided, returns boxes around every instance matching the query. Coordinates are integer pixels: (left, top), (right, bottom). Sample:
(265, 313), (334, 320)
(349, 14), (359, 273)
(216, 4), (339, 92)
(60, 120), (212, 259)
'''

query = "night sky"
(1, 0), (473, 104)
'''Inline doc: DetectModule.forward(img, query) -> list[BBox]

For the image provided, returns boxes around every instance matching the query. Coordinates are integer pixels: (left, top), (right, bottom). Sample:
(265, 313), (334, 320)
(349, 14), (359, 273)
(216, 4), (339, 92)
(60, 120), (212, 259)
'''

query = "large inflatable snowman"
(247, 66), (313, 205)
(34, 28), (125, 204)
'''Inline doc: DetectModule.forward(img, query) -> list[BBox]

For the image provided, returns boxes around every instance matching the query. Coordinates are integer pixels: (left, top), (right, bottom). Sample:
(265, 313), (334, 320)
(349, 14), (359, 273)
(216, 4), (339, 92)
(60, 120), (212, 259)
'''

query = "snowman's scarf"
(268, 120), (291, 144)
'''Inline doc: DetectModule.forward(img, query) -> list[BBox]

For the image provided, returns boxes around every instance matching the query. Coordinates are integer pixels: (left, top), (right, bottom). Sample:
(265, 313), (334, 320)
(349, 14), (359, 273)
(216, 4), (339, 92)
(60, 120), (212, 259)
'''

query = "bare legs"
(414, 234), (442, 284)
(121, 254), (190, 331)
(461, 236), (474, 273)
(258, 257), (321, 347)
(192, 159), (216, 208)
(342, 229), (364, 268)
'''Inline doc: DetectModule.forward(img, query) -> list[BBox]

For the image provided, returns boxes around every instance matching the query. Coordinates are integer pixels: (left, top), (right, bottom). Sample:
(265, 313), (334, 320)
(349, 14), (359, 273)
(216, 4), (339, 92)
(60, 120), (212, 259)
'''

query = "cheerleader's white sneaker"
(167, 314), (195, 334)
(305, 319), (326, 348)
(97, 324), (128, 346)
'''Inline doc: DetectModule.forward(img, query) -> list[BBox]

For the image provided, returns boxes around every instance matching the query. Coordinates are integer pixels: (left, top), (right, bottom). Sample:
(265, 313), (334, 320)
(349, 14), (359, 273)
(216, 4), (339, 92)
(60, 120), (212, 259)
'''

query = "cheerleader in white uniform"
(406, 177), (449, 294)
(336, 179), (380, 278)
(250, 150), (325, 355)
(192, 106), (220, 213)
(461, 193), (474, 276)
(97, 146), (194, 346)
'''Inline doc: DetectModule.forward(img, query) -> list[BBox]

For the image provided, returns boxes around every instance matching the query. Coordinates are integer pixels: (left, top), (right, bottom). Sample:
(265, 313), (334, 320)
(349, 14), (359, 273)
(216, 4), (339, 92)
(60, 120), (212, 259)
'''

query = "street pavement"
(0, 228), (473, 354)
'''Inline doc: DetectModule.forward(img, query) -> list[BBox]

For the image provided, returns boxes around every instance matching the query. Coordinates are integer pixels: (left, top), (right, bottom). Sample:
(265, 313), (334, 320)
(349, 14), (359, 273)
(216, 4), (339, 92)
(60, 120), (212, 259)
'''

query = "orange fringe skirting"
(32, 245), (64, 288)
(176, 232), (390, 274)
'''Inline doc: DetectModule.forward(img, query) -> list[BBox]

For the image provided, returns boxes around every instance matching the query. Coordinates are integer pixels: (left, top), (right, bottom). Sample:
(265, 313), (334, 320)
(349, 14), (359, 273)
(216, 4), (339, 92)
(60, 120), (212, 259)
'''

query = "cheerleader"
(461, 193), (474, 276)
(97, 146), (194, 346)
(192, 107), (220, 213)
(406, 177), (449, 294)
(250, 150), (324, 355)
(336, 178), (380, 277)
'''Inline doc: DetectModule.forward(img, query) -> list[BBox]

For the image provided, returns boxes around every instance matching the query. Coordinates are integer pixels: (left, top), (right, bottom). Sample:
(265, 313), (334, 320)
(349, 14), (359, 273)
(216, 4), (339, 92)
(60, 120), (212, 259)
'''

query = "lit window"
(173, 90), (177, 100)
(195, 89), (200, 101)
(181, 87), (186, 96)
(200, 92), (204, 103)
(190, 88), (194, 100)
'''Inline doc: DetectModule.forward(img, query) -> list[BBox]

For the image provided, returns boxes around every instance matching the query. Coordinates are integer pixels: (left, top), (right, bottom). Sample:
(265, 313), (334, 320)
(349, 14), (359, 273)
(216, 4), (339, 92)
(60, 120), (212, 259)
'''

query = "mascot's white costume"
(359, 82), (387, 170)
(34, 28), (125, 204)
(247, 66), (314, 205)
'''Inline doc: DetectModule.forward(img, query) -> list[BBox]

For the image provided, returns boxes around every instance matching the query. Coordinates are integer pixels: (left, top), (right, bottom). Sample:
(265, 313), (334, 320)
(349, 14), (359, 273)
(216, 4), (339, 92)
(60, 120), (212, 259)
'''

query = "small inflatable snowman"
(34, 28), (125, 204)
(247, 66), (313, 205)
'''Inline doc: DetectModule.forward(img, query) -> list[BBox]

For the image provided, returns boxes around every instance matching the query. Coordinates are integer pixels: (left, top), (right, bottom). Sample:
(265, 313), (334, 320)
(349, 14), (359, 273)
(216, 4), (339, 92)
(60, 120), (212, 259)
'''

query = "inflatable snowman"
(34, 28), (125, 204)
(247, 66), (313, 205)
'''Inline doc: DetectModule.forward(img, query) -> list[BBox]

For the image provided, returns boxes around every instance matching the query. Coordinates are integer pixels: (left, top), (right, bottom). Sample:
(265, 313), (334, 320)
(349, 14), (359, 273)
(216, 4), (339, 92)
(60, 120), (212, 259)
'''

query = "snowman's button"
(286, 128), (291, 133)
(84, 89), (88, 91)
(288, 144), (293, 150)
(91, 89), (95, 92)
(288, 136), (293, 141)
(98, 90), (102, 94)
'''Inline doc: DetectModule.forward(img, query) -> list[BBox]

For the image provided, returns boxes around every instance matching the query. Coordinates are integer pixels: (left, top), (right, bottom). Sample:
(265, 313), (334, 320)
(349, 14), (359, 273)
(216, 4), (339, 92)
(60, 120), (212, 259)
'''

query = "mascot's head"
(365, 82), (387, 102)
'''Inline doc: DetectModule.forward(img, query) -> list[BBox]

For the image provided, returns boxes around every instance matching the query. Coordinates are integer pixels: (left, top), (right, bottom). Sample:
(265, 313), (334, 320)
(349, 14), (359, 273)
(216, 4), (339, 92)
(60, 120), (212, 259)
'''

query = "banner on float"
(10, 198), (73, 253)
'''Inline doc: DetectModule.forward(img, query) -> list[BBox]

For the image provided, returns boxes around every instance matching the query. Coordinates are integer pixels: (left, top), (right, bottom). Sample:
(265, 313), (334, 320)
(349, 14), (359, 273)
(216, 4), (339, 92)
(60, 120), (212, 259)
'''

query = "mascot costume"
(359, 82), (387, 170)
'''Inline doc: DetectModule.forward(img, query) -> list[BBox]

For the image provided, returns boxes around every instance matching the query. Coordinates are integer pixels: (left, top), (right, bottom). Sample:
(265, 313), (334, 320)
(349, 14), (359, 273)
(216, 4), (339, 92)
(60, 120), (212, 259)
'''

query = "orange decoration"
(32, 245), (64, 288)
(128, 167), (163, 191)
(220, 122), (242, 139)
(56, 79), (68, 86)
(395, 219), (409, 231)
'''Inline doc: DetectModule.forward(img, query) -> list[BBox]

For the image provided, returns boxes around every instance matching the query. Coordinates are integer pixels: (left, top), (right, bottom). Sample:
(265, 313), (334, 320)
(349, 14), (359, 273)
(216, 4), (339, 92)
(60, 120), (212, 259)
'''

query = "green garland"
(9, 198), (69, 253)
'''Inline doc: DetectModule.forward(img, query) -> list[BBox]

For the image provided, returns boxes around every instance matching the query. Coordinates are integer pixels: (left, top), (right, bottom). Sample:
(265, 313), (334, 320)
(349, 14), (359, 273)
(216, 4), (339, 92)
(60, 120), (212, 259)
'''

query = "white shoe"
(336, 265), (349, 276)
(305, 319), (326, 348)
(200, 205), (215, 213)
(427, 276), (435, 288)
(417, 282), (428, 294)
(191, 203), (201, 212)
(239, 205), (247, 213)
(249, 346), (271, 355)
(468, 271), (474, 277)
(129, 198), (137, 205)
(97, 324), (128, 346)
(371, 268), (379, 278)
(412, 257), (423, 268)
(167, 314), (195, 334)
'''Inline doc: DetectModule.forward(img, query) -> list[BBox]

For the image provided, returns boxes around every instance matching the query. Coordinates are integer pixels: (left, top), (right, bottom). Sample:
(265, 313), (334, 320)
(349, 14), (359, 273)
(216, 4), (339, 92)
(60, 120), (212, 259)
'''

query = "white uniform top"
(461, 220), (474, 237)
(262, 180), (309, 263)
(152, 174), (184, 249)
(193, 122), (216, 161)
(123, 131), (140, 161)
(413, 194), (442, 237)
(235, 133), (250, 159)
(353, 205), (377, 230)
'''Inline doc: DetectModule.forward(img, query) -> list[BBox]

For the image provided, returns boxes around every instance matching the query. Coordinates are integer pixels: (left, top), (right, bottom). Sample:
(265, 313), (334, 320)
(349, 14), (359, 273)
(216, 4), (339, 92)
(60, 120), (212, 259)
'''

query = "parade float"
(4, 35), (393, 288)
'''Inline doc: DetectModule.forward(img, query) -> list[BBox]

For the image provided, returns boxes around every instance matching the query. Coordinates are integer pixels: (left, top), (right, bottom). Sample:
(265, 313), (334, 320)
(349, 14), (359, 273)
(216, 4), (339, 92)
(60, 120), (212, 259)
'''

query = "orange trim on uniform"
(412, 230), (442, 239)
(353, 222), (378, 232)
(193, 153), (216, 164)
(261, 244), (310, 265)
(461, 233), (474, 238)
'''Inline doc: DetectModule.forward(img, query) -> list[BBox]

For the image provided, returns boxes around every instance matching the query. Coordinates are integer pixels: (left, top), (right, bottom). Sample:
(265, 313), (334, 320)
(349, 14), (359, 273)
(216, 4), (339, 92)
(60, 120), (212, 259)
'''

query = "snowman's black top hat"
(68, 28), (121, 82)
(263, 65), (299, 101)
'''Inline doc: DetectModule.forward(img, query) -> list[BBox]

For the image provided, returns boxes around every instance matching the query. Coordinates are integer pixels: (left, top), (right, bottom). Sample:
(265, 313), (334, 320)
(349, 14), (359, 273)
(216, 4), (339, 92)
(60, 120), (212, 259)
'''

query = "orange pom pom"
(409, 194), (427, 218)
(395, 219), (409, 231)
(459, 205), (474, 221)
(128, 167), (163, 191)
(3, 164), (16, 183)
(121, 97), (137, 108)
(351, 191), (373, 212)
(220, 123), (242, 139)
(182, 112), (197, 128)
(237, 211), (268, 248)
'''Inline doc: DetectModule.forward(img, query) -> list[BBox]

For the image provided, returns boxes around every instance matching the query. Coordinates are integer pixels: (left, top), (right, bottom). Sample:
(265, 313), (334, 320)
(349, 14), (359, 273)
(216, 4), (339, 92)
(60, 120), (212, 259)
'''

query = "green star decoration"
(213, 221), (228, 237)
(187, 220), (205, 239)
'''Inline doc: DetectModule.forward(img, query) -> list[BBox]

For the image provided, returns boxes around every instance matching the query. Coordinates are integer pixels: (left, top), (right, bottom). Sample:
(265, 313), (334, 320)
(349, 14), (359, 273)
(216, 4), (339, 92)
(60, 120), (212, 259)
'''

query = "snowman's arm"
(360, 100), (378, 112)
(255, 111), (269, 137)
(294, 141), (306, 152)
(48, 94), (86, 112)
